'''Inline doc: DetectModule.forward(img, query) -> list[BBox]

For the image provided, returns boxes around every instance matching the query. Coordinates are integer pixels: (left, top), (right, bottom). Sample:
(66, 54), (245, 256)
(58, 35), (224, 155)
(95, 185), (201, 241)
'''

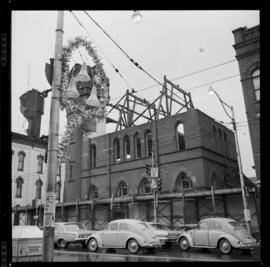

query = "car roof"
(200, 217), (235, 223)
(145, 222), (164, 225)
(109, 219), (142, 224)
(55, 222), (82, 224)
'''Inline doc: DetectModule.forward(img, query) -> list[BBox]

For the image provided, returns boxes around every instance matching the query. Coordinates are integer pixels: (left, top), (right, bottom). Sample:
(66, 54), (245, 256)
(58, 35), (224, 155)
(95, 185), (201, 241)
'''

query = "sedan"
(54, 222), (96, 248)
(86, 219), (161, 254)
(177, 217), (259, 255)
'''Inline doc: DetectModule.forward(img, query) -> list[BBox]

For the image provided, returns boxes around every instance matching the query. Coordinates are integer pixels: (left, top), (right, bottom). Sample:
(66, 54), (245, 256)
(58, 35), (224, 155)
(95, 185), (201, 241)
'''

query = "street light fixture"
(132, 10), (142, 23)
(208, 86), (252, 236)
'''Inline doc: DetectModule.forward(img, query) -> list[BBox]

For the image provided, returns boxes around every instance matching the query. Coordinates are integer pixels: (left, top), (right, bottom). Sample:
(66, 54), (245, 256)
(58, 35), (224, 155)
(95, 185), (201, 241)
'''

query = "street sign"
(151, 167), (159, 178)
(244, 208), (251, 222)
(151, 178), (157, 189)
(33, 215), (39, 220)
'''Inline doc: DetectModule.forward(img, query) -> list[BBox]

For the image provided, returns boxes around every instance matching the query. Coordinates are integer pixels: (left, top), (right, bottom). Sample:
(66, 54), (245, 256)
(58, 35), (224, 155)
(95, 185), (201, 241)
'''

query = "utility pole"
(208, 87), (252, 236)
(152, 105), (159, 223)
(42, 11), (64, 262)
(231, 107), (252, 236)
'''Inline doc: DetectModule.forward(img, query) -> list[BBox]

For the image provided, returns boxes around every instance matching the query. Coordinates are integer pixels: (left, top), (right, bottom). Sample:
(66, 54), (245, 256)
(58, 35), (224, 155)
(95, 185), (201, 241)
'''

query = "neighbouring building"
(232, 25), (260, 182)
(12, 89), (65, 226)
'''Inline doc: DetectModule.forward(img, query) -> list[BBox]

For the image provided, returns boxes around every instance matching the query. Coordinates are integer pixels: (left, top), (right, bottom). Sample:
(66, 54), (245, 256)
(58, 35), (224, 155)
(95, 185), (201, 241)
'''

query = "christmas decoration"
(57, 36), (109, 164)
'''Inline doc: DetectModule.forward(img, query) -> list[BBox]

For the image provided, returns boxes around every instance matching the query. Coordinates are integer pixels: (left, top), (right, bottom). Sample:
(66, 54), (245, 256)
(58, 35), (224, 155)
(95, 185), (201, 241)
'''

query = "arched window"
(218, 128), (223, 153)
(88, 185), (99, 200)
(35, 179), (43, 199)
(18, 151), (25, 171)
(213, 125), (218, 150)
(176, 122), (185, 151)
(123, 135), (131, 160)
(224, 132), (228, 156)
(134, 132), (141, 159)
(37, 155), (44, 173)
(113, 137), (120, 163)
(145, 129), (152, 157)
(174, 172), (193, 191)
(69, 164), (73, 181)
(210, 172), (223, 189)
(15, 177), (24, 198)
(116, 181), (128, 197)
(252, 68), (260, 102)
(56, 181), (61, 201)
(90, 144), (96, 168)
(138, 177), (151, 194)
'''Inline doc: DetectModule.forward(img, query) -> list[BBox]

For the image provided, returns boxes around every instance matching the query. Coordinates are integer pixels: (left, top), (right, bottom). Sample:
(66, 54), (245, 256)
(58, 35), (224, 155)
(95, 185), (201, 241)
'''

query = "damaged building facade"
(59, 77), (260, 237)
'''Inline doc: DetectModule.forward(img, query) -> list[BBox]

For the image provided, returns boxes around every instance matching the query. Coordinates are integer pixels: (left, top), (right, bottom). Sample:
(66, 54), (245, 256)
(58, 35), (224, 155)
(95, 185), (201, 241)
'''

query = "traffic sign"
(151, 178), (157, 189)
(151, 167), (159, 178)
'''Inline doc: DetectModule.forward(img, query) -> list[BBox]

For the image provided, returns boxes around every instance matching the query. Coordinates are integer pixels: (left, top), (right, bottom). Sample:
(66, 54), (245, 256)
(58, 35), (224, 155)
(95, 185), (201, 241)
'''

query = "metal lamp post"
(208, 86), (252, 236)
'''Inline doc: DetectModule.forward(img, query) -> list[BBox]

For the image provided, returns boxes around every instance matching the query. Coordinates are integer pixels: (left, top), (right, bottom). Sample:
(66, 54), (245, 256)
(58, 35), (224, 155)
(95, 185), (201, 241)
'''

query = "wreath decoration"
(57, 36), (110, 164)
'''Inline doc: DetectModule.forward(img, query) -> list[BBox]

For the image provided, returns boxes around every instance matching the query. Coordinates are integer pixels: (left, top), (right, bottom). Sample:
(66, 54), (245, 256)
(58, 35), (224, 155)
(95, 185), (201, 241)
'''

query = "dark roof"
(12, 132), (48, 149)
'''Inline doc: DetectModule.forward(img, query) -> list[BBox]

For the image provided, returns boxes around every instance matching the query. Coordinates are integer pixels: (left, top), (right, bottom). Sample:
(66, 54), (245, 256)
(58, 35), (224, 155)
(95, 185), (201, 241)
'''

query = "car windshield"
(64, 223), (85, 231)
(150, 223), (167, 230)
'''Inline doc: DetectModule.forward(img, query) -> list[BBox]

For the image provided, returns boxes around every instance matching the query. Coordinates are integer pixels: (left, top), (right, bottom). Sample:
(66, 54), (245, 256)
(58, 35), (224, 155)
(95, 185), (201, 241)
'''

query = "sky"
(11, 10), (260, 177)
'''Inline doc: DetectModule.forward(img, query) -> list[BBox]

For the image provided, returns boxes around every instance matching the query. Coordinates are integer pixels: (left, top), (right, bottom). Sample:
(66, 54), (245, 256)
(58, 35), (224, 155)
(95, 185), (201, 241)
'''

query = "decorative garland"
(57, 36), (110, 164)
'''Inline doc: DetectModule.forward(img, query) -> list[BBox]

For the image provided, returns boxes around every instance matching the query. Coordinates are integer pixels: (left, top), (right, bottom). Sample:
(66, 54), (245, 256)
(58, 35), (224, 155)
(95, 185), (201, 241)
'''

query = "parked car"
(86, 219), (161, 254)
(54, 222), (96, 248)
(166, 224), (196, 247)
(144, 222), (170, 247)
(12, 226), (43, 262)
(177, 217), (259, 255)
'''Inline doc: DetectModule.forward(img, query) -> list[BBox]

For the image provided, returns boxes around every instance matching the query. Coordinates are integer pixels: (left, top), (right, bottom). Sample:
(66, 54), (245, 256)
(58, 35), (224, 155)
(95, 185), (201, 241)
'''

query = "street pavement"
(53, 244), (261, 262)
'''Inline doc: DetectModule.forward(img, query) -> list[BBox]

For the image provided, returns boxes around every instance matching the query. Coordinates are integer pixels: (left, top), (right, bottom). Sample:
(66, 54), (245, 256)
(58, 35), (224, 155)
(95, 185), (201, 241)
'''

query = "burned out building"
(58, 77), (259, 236)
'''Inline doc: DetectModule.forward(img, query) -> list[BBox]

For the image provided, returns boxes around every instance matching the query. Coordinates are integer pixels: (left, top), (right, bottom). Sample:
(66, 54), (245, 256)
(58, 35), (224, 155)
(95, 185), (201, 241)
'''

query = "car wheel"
(58, 239), (68, 249)
(219, 238), (232, 255)
(127, 239), (140, 254)
(179, 237), (190, 251)
(88, 238), (98, 252)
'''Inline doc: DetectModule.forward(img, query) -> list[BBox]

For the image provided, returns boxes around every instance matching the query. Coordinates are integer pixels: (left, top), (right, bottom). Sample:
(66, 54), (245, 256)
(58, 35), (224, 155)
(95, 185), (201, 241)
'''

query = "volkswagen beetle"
(85, 219), (161, 254)
(177, 217), (259, 255)
(145, 222), (170, 247)
(54, 222), (96, 248)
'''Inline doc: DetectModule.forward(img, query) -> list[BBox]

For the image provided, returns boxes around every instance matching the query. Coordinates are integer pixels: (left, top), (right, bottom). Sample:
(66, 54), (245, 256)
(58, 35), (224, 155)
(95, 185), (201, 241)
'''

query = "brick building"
(232, 25), (260, 181)
(61, 108), (259, 235)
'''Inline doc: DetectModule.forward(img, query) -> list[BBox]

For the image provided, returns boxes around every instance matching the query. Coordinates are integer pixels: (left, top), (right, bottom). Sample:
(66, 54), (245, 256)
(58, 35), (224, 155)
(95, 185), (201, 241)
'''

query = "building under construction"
(59, 76), (260, 237)
(13, 77), (260, 239)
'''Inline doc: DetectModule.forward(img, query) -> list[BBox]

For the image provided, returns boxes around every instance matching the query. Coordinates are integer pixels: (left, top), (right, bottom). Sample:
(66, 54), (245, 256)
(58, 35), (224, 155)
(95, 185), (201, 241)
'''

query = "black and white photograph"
(8, 10), (260, 263)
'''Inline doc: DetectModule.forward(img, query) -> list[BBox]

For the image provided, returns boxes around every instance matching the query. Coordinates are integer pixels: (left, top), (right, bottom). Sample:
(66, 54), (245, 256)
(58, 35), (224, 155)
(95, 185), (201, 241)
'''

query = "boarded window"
(134, 132), (141, 159)
(145, 130), (152, 157)
(35, 179), (43, 199)
(90, 144), (96, 168)
(37, 155), (44, 173)
(15, 177), (24, 198)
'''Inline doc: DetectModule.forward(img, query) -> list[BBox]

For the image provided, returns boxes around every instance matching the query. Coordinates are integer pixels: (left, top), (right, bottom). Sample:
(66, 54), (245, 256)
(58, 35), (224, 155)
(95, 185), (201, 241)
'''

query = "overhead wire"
(69, 11), (135, 92)
(82, 10), (164, 87)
